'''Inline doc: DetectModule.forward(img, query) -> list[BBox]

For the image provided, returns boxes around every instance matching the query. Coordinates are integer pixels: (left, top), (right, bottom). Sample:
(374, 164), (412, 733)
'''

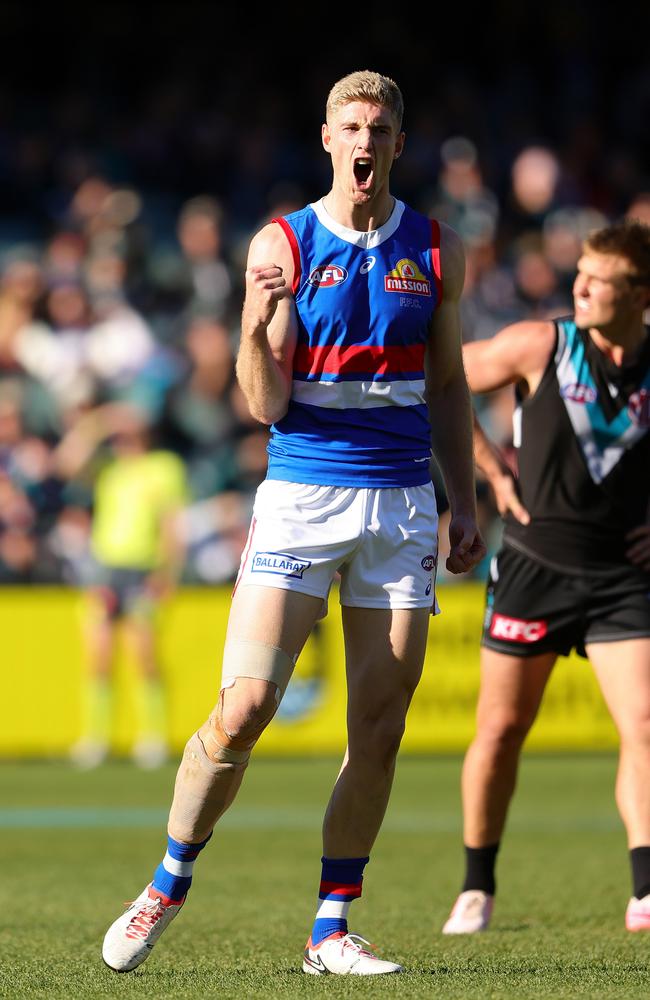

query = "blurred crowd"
(0, 62), (648, 586)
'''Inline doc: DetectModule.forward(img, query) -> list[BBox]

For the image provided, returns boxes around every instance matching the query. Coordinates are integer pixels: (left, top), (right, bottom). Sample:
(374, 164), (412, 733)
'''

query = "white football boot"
(303, 932), (402, 975)
(442, 890), (494, 934)
(102, 884), (184, 972)
(626, 893), (650, 931)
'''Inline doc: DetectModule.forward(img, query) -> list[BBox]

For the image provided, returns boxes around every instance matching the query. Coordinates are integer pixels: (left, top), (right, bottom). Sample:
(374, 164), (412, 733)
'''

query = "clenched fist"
(242, 263), (292, 335)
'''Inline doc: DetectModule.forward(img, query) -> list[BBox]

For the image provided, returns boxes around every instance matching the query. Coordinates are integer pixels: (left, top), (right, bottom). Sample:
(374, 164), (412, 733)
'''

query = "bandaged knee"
(220, 639), (294, 704)
(202, 639), (294, 763)
(168, 729), (248, 843)
(167, 641), (294, 843)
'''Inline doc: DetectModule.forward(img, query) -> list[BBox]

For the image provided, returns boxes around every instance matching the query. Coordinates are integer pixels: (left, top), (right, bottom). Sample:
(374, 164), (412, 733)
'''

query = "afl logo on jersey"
(384, 258), (431, 296)
(421, 554), (437, 571)
(308, 264), (348, 287)
(561, 383), (597, 404)
(627, 388), (650, 427)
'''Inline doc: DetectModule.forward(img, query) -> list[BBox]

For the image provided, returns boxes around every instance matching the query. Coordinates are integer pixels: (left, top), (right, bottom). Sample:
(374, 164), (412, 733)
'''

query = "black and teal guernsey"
(504, 317), (650, 574)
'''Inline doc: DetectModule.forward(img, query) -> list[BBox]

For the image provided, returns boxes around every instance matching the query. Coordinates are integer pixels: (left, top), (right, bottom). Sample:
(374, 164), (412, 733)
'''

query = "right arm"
(236, 223), (298, 425)
(464, 320), (555, 525)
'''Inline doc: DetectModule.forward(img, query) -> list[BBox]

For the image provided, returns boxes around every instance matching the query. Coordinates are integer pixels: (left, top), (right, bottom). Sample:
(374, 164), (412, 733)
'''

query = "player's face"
(573, 252), (643, 330)
(322, 101), (404, 205)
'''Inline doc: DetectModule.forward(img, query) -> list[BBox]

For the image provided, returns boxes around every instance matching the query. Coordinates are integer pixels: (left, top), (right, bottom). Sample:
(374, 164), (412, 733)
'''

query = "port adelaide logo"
(385, 258), (431, 296)
(308, 264), (348, 287)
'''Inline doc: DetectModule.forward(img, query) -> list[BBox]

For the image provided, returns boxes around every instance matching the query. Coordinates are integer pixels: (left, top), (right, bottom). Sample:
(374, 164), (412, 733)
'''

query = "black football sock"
(630, 846), (650, 899)
(461, 843), (500, 895)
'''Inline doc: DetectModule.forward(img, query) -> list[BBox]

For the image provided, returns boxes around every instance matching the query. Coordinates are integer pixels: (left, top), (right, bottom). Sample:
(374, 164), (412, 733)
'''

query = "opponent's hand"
(446, 514), (487, 574)
(625, 524), (650, 571)
(242, 263), (292, 334)
(490, 469), (530, 525)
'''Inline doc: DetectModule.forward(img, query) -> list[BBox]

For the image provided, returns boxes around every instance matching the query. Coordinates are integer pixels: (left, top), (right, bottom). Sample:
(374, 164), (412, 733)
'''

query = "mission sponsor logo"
(489, 614), (548, 643)
(560, 382), (597, 404)
(251, 551), (312, 578)
(308, 264), (348, 287)
(384, 258), (431, 296)
(627, 388), (650, 427)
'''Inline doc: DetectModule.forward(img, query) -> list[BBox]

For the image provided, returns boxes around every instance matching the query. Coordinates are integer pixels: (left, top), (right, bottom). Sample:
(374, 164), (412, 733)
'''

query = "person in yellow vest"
(55, 402), (188, 768)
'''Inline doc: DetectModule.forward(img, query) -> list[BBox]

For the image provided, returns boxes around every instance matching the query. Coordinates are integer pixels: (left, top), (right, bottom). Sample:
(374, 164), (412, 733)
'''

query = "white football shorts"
(234, 480), (439, 613)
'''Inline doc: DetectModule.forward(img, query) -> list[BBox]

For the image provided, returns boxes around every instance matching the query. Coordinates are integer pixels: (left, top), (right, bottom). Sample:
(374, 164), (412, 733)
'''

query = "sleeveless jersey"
(505, 317), (650, 573)
(266, 199), (442, 487)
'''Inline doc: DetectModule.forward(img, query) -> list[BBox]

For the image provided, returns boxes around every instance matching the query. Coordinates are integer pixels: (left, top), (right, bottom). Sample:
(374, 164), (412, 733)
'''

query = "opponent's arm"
(426, 223), (486, 574)
(473, 414), (530, 525)
(462, 319), (555, 395)
(236, 223), (298, 425)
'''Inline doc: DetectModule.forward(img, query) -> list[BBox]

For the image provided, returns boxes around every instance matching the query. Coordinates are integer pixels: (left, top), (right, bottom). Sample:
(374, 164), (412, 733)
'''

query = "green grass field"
(1, 755), (649, 999)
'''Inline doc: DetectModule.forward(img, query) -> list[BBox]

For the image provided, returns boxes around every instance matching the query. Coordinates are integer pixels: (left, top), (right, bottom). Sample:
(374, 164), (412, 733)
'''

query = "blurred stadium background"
(0, 2), (647, 755)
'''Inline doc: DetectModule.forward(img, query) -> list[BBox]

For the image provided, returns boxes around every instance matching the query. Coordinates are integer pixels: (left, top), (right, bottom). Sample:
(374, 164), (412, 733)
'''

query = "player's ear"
(321, 123), (331, 154)
(393, 131), (405, 160)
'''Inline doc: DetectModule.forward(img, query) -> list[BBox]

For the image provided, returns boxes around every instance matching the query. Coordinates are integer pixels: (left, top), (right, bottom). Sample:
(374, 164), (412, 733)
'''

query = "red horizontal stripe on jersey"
(319, 881), (363, 898)
(294, 343), (426, 377)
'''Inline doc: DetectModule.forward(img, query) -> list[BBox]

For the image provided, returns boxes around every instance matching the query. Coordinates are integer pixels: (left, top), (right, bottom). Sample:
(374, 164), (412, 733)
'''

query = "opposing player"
(102, 70), (484, 975)
(442, 221), (650, 934)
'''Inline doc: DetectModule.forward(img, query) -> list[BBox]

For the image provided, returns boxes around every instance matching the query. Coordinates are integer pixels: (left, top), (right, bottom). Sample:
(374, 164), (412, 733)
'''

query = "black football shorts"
(482, 544), (650, 659)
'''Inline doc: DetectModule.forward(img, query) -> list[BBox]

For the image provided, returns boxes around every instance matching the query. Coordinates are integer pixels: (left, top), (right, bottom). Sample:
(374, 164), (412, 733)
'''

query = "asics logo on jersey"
(360, 256), (376, 274)
(384, 258), (431, 296)
(490, 614), (548, 643)
(308, 264), (348, 287)
(627, 388), (650, 427)
(560, 383), (597, 404)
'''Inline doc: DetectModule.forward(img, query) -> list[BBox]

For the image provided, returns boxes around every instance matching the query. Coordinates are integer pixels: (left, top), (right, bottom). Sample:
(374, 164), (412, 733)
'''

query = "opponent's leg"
(303, 606), (428, 976)
(588, 638), (650, 930)
(103, 586), (323, 972)
(442, 648), (556, 933)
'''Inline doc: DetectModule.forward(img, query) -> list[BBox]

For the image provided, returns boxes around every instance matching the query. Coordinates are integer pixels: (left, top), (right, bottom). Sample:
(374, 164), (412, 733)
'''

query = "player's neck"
(322, 188), (395, 233)
(588, 320), (648, 365)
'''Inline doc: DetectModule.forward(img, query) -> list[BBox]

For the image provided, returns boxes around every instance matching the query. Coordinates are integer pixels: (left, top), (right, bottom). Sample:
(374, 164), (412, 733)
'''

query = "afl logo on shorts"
(308, 264), (348, 287)
(627, 388), (650, 427)
(421, 554), (437, 571)
(560, 383), (597, 404)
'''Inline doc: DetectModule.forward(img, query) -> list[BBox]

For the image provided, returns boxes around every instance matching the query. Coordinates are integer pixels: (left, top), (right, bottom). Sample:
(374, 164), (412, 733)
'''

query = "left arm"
(425, 222), (486, 574)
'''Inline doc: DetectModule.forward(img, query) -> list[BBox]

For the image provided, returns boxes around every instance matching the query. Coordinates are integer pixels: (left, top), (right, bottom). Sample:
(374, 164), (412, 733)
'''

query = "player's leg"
(303, 605), (428, 976)
(588, 638), (650, 930)
(441, 647), (556, 933)
(70, 586), (117, 768)
(103, 584), (323, 972)
(122, 579), (170, 767)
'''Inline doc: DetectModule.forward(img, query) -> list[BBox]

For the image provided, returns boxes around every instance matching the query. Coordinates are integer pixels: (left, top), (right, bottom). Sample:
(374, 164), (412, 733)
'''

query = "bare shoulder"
(246, 222), (296, 278)
(463, 319), (556, 391)
(437, 221), (465, 301)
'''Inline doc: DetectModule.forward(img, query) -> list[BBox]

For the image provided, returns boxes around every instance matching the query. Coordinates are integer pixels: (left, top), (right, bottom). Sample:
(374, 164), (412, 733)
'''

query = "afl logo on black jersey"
(627, 389), (650, 427)
(308, 264), (348, 287)
(560, 383), (597, 404)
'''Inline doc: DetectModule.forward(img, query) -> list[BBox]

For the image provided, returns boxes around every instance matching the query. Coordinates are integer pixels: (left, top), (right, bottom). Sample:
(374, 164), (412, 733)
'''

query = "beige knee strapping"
(221, 639), (295, 700)
(167, 730), (248, 843)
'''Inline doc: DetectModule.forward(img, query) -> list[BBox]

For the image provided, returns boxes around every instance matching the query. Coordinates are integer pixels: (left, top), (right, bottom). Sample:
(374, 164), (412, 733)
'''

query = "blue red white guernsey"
(269, 199), (443, 487)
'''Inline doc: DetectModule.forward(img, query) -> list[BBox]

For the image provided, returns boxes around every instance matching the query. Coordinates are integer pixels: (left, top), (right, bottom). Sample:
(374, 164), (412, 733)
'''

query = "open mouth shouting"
(353, 157), (374, 191)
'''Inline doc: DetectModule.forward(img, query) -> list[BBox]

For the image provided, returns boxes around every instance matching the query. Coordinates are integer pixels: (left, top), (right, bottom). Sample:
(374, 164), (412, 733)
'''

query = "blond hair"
(326, 70), (404, 129)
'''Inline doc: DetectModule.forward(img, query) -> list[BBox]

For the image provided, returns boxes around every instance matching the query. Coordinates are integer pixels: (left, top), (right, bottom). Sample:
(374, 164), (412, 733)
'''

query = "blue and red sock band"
(151, 833), (211, 903)
(311, 855), (369, 945)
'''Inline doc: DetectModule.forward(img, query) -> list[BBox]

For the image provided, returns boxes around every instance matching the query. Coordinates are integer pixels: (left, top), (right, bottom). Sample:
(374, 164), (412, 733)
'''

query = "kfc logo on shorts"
(421, 554), (437, 571)
(308, 264), (348, 287)
(627, 389), (650, 427)
(489, 614), (548, 643)
(251, 551), (312, 579)
(561, 383), (597, 404)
